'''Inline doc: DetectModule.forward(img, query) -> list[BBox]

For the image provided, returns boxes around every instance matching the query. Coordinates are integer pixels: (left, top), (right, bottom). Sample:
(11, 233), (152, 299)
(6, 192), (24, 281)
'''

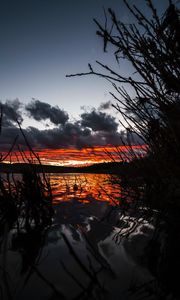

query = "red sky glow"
(2, 145), (147, 166)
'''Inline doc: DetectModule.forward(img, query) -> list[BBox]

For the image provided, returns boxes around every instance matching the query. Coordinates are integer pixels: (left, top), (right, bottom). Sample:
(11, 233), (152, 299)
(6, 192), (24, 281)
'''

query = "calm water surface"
(1, 173), (155, 300)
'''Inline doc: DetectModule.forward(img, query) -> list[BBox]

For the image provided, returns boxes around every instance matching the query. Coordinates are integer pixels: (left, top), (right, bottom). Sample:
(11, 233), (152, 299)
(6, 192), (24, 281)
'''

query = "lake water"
(49, 173), (121, 205)
(0, 173), (156, 300)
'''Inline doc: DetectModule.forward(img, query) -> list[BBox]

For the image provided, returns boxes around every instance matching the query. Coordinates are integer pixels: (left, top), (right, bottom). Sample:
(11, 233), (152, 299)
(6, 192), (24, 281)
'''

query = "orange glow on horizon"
(2, 145), (147, 166)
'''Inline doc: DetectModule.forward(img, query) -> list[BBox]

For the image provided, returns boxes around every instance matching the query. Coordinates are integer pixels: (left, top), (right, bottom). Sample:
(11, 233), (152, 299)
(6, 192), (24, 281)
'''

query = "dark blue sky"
(0, 0), (169, 125)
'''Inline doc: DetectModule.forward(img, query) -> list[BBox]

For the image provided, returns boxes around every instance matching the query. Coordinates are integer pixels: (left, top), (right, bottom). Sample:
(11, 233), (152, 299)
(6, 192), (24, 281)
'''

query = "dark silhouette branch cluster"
(67, 0), (180, 210)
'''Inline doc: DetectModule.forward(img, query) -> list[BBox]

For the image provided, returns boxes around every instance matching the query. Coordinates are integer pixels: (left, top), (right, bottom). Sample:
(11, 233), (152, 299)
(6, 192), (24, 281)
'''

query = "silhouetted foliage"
(67, 0), (180, 210)
(0, 109), (55, 299)
(67, 0), (180, 298)
(0, 113), (54, 236)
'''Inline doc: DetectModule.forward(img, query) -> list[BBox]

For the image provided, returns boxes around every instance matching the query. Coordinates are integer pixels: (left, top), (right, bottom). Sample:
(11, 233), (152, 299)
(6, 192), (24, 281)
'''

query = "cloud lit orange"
(2, 145), (147, 166)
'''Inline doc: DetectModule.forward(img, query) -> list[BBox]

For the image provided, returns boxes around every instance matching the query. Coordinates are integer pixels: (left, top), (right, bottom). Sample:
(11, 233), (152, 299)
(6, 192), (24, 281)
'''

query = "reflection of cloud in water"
(2, 173), (156, 300)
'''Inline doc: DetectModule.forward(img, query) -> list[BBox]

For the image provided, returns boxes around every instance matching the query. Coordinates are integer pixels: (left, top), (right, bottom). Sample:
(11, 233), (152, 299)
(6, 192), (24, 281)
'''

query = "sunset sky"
(0, 0), (168, 165)
(2, 145), (147, 166)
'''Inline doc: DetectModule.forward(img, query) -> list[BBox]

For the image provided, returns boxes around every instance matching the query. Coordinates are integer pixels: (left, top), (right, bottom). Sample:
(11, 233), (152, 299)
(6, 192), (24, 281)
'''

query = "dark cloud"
(98, 101), (112, 110)
(0, 126), (27, 151)
(25, 99), (69, 125)
(0, 123), (143, 152)
(0, 99), (23, 127)
(0, 124), (118, 151)
(0, 100), (143, 152)
(26, 123), (122, 149)
(80, 110), (118, 132)
(27, 122), (94, 149)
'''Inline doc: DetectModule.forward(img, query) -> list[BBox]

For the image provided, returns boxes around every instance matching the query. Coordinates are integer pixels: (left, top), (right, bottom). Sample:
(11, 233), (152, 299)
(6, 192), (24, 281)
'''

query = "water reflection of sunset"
(3, 145), (146, 166)
(50, 173), (121, 205)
